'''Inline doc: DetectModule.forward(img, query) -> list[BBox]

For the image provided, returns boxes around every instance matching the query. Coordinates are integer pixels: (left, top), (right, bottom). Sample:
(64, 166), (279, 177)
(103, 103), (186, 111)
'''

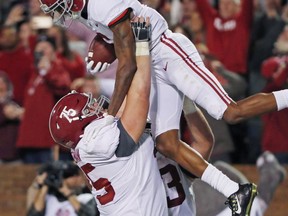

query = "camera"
(38, 161), (64, 189)
(34, 51), (44, 67)
(38, 161), (80, 190)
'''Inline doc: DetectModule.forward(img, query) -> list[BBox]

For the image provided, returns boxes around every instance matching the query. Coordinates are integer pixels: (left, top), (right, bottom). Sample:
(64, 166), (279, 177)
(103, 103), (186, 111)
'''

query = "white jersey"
(156, 151), (196, 216)
(44, 193), (93, 216)
(72, 118), (168, 216)
(86, 0), (168, 48)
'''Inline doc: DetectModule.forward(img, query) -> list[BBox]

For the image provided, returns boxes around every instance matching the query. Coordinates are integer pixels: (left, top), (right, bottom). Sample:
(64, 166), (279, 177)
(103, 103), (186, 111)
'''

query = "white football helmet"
(39, 0), (86, 26)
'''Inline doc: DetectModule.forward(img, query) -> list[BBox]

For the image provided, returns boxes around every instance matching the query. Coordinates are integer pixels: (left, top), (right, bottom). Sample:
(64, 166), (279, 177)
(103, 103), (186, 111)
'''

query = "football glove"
(131, 18), (151, 42)
(85, 57), (110, 74)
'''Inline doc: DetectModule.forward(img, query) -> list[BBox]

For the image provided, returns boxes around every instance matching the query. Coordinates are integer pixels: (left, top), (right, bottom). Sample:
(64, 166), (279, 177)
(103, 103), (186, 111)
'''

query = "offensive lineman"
(49, 19), (168, 215)
(38, 1), (266, 215)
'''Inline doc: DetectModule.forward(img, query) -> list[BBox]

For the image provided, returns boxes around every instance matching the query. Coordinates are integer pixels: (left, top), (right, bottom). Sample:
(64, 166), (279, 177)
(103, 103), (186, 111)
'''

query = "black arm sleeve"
(115, 120), (137, 157)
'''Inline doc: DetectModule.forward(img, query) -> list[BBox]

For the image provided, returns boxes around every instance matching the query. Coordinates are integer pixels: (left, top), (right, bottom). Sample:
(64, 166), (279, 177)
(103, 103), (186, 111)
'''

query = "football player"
(49, 19), (169, 215)
(37, 0), (288, 215)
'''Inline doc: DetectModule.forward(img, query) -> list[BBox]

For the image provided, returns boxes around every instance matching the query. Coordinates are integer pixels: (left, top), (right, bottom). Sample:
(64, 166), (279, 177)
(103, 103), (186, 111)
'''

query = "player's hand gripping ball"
(86, 34), (116, 74)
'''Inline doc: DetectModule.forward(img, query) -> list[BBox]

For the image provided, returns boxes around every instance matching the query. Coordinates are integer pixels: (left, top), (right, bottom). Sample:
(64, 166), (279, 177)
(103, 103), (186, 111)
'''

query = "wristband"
(135, 42), (149, 56)
(272, 90), (288, 111)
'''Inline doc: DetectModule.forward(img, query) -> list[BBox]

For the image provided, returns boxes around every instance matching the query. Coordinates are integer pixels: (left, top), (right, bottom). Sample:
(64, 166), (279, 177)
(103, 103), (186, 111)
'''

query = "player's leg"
(152, 30), (258, 215)
(156, 129), (209, 177)
(155, 121), (257, 216)
(149, 77), (209, 177)
(159, 30), (232, 121)
(160, 29), (288, 126)
(149, 79), (256, 216)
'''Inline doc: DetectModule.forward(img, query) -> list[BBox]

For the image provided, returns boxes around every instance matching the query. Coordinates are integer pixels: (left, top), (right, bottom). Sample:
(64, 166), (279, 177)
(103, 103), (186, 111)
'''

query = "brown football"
(87, 34), (116, 68)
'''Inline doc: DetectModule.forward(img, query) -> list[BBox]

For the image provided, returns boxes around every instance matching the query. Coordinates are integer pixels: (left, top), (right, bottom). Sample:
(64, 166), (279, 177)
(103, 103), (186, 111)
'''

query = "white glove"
(85, 57), (110, 74)
(84, 114), (115, 142)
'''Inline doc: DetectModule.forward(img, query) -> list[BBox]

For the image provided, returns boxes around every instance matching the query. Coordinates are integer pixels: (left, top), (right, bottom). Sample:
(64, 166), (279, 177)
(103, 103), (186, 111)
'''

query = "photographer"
(27, 160), (98, 216)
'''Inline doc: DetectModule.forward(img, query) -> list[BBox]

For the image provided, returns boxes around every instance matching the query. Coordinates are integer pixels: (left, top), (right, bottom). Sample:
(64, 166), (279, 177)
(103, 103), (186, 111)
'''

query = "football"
(87, 34), (116, 68)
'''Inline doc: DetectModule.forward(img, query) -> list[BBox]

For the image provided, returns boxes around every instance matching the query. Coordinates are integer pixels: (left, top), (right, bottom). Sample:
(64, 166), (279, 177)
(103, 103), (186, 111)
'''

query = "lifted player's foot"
(225, 183), (258, 216)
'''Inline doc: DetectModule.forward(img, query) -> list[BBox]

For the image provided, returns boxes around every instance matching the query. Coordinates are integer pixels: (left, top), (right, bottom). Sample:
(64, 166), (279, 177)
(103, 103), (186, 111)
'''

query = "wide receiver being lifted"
(37, 0), (288, 215)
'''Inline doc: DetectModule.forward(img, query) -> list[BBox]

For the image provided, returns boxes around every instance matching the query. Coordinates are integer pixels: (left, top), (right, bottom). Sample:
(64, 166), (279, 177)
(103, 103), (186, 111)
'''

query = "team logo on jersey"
(214, 18), (236, 31)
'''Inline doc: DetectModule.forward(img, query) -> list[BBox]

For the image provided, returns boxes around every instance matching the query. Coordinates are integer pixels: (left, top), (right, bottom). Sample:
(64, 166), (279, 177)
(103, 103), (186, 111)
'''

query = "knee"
(223, 104), (242, 124)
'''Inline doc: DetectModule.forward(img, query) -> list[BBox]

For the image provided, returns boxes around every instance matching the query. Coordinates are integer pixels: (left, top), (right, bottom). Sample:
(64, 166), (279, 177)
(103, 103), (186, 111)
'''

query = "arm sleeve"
(115, 120), (137, 157)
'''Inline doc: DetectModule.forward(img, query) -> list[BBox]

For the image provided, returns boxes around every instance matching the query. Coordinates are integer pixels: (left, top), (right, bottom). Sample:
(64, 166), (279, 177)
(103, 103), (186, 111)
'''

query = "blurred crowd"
(0, 0), (288, 165)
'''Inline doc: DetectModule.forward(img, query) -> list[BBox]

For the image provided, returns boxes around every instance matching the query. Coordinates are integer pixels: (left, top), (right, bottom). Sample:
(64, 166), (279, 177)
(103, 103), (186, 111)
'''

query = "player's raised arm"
(120, 17), (151, 143)
(108, 11), (138, 116)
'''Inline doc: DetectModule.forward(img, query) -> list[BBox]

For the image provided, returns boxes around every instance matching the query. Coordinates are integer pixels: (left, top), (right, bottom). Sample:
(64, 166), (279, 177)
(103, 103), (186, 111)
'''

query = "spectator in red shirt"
(195, 0), (254, 75)
(16, 35), (71, 163)
(0, 24), (33, 106)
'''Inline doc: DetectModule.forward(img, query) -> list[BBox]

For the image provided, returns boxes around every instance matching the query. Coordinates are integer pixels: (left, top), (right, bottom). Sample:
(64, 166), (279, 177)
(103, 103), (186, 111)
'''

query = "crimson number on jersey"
(159, 164), (186, 208)
(81, 163), (115, 205)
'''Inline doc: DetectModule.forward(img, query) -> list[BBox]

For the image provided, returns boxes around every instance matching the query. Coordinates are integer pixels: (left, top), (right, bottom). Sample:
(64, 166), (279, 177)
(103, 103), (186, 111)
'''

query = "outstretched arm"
(120, 18), (151, 143)
(108, 14), (137, 116)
